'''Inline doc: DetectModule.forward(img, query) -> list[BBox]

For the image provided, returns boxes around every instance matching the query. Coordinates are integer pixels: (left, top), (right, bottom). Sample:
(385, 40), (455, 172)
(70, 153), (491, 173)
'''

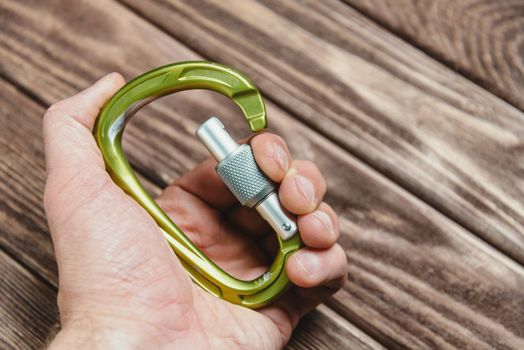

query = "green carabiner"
(94, 61), (302, 308)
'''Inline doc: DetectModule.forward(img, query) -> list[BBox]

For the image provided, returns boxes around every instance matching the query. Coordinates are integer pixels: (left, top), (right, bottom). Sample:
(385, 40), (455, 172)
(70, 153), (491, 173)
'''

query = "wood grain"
(1, 0), (524, 348)
(0, 78), (377, 350)
(0, 79), (57, 284)
(0, 250), (58, 350)
(287, 305), (384, 350)
(120, 0), (524, 265)
(344, 0), (524, 111)
(0, 79), (161, 286)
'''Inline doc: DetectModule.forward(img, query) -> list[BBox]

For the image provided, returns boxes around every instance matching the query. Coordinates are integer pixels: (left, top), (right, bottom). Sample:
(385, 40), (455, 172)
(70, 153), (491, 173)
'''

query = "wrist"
(48, 315), (157, 350)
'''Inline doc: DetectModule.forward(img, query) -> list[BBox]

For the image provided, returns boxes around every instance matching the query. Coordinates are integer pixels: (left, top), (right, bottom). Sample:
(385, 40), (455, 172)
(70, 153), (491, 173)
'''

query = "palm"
(104, 158), (304, 348)
(156, 165), (294, 348)
(49, 168), (284, 348)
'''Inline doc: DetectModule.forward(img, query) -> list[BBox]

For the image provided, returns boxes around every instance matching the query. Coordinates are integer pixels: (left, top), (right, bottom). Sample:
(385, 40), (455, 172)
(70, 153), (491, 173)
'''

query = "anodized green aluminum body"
(93, 61), (302, 308)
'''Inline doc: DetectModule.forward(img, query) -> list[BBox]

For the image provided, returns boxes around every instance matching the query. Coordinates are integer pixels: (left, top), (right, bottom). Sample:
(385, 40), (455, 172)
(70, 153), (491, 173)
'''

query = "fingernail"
(292, 172), (316, 209)
(272, 142), (289, 172)
(313, 211), (334, 238)
(295, 250), (320, 279)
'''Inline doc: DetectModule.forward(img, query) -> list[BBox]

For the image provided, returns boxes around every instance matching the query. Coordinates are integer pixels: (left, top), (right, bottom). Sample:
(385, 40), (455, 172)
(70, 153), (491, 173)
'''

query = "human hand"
(44, 73), (348, 349)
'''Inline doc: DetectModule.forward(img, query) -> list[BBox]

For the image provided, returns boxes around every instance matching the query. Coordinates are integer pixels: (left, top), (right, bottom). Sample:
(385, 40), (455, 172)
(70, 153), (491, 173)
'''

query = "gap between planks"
(3, 2), (524, 348)
(117, 0), (524, 268)
(342, 0), (524, 113)
(0, 77), (381, 350)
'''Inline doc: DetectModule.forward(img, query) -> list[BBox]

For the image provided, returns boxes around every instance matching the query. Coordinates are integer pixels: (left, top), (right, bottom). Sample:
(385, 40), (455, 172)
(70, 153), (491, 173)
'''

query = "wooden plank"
(1, 0), (524, 348)
(0, 249), (58, 350)
(0, 80), (57, 284)
(343, 0), (524, 111)
(119, 0), (524, 265)
(0, 79), (161, 286)
(0, 79), (377, 350)
(287, 305), (384, 350)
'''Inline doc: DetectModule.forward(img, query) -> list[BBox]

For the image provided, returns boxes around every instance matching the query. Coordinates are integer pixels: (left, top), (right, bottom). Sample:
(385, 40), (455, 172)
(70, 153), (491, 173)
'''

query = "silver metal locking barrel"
(196, 117), (297, 240)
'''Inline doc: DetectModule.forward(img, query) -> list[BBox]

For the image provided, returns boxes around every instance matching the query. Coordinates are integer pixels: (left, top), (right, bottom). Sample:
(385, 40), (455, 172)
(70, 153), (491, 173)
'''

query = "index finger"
(169, 132), (293, 210)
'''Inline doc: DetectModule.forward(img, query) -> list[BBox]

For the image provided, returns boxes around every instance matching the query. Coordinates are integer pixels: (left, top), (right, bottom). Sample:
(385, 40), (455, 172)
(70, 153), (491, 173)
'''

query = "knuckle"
(268, 133), (286, 145)
(252, 132), (286, 148)
(43, 101), (69, 125)
(47, 100), (69, 114)
(292, 160), (324, 181)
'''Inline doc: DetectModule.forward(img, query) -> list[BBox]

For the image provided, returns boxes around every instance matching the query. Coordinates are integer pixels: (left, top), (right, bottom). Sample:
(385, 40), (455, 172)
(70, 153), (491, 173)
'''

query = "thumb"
(43, 73), (125, 178)
(43, 73), (125, 227)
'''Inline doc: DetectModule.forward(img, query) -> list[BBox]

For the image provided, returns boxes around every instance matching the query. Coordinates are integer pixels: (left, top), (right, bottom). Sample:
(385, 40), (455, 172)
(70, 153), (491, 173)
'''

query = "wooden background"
(1, 0), (524, 349)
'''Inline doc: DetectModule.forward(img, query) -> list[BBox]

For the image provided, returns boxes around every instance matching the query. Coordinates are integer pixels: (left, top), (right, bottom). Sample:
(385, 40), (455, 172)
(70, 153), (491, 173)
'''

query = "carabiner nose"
(94, 61), (302, 309)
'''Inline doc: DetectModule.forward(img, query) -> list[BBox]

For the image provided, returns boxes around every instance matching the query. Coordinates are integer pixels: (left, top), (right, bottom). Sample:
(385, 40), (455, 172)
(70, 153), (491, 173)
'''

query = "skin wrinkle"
(46, 106), (95, 131)
(294, 251), (316, 283)
(43, 119), (104, 176)
(251, 133), (291, 182)
(293, 174), (316, 210)
(45, 171), (115, 235)
(271, 141), (290, 177)
(272, 143), (283, 170)
(108, 242), (170, 288)
(152, 293), (199, 338)
(205, 308), (251, 349)
(62, 256), (199, 344)
(282, 164), (325, 215)
(268, 297), (300, 343)
(298, 206), (339, 249)
(313, 210), (334, 238)
(66, 308), (196, 349)
(193, 294), (264, 350)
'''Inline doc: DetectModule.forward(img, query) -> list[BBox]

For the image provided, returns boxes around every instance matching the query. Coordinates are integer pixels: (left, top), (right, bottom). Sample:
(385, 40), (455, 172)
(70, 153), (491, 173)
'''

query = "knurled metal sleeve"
(215, 144), (275, 208)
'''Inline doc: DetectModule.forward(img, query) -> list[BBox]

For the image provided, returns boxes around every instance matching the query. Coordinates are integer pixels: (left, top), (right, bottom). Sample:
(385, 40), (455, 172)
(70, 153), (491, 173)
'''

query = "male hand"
(44, 73), (348, 349)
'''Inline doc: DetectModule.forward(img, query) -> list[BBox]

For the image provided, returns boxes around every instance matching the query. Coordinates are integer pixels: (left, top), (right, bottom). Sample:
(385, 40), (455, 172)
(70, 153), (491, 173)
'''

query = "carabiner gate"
(94, 61), (302, 308)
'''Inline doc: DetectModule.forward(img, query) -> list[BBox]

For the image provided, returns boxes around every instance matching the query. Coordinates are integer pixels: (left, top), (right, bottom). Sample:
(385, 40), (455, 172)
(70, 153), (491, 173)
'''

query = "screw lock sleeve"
(196, 117), (298, 240)
(216, 144), (275, 208)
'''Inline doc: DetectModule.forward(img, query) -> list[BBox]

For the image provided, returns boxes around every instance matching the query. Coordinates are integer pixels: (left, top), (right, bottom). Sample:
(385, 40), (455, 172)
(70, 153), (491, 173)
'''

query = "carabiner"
(94, 61), (302, 308)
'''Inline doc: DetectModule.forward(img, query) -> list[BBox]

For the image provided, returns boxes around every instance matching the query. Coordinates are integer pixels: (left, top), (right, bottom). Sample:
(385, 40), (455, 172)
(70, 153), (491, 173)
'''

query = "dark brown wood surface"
(121, 0), (524, 265)
(1, 0), (523, 349)
(344, 0), (524, 111)
(0, 250), (58, 350)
